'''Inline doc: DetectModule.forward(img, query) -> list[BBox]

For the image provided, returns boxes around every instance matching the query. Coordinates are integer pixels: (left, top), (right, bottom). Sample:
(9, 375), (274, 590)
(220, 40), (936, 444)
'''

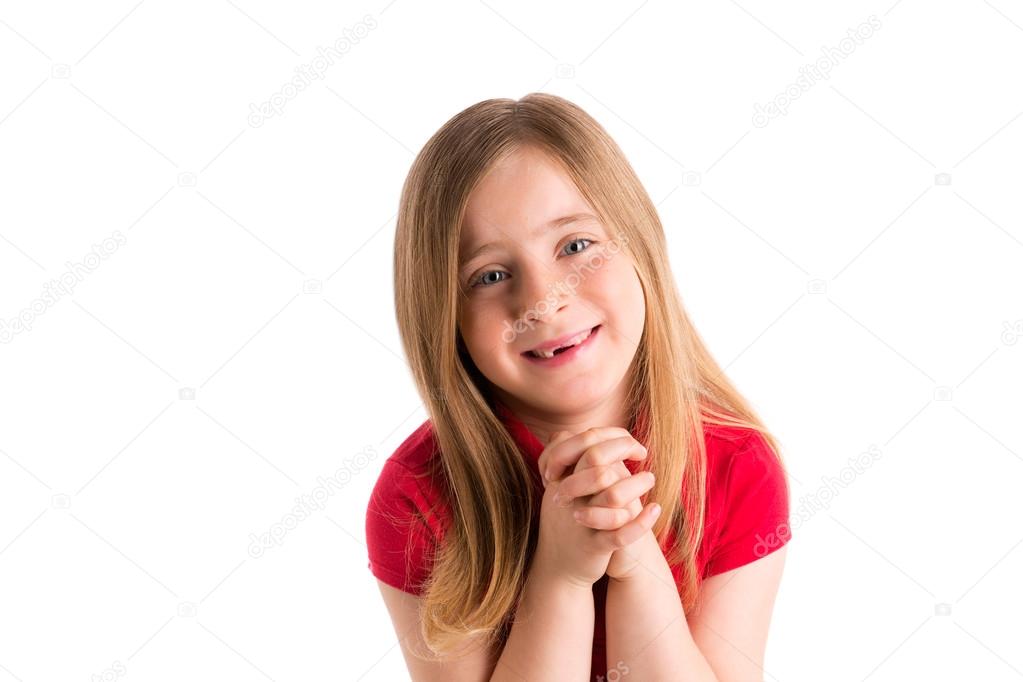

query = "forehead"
(460, 147), (595, 251)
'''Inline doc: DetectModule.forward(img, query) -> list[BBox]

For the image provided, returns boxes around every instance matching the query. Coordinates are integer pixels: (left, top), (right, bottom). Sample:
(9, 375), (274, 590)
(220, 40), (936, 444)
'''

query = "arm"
(687, 545), (788, 681)
(604, 535), (788, 681)
(376, 579), (501, 681)
(375, 558), (595, 682)
(491, 560), (594, 681)
(604, 531), (718, 680)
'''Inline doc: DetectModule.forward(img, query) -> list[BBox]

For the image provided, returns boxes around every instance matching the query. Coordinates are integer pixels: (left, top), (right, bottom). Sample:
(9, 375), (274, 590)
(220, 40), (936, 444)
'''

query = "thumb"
(538, 430), (573, 487)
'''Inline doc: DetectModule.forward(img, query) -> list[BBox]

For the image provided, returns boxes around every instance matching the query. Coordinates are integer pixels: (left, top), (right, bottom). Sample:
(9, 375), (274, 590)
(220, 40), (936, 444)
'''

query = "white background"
(1, 1), (1022, 680)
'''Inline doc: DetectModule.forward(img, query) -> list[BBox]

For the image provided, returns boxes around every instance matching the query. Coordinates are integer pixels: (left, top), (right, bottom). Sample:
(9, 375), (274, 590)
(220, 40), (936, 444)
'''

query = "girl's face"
(456, 146), (646, 420)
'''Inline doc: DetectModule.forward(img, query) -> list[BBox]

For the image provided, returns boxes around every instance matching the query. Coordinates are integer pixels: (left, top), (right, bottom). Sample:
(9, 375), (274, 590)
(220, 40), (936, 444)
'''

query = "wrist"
(529, 549), (598, 593)
(608, 530), (664, 584)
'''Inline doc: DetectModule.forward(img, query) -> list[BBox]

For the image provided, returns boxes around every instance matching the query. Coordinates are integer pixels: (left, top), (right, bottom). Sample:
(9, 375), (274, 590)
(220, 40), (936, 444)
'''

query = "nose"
(516, 262), (568, 325)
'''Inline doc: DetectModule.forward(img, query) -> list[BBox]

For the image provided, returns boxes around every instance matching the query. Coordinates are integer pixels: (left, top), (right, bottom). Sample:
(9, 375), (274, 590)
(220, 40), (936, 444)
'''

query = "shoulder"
(367, 417), (447, 526)
(364, 418), (449, 594)
(702, 423), (782, 486)
(700, 422), (792, 577)
(387, 417), (440, 472)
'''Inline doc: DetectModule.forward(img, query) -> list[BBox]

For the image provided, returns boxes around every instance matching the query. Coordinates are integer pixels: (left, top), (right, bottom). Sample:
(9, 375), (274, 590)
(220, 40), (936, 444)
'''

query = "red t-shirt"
(365, 399), (791, 681)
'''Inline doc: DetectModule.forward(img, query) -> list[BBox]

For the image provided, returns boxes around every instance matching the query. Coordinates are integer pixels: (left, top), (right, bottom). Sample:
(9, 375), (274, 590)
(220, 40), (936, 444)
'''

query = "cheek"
(589, 260), (646, 342)
(459, 305), (510, 358)
(585, 256), (643, 308)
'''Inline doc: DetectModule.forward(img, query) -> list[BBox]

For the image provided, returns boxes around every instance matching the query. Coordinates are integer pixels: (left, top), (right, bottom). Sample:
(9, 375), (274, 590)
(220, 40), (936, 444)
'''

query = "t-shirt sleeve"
(704, 431), (792, 577)
(365, 459), (438, 596)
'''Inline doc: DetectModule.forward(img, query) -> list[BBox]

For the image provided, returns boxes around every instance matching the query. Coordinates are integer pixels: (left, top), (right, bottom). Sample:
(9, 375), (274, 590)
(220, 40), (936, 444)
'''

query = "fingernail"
(651, 504), (661, 518)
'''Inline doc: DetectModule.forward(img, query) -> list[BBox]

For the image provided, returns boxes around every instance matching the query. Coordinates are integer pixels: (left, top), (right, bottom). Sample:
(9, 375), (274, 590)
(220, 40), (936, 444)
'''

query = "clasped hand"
(532, 427), (661, 587)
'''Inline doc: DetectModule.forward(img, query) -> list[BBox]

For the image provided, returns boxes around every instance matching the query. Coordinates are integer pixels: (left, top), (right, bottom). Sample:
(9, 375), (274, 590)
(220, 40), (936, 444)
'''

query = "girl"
(366, 92), (792, 681)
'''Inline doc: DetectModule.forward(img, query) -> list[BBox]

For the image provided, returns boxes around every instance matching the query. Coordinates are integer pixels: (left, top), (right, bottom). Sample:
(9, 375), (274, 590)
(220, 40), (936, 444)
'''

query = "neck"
(494, 383), (633, 445)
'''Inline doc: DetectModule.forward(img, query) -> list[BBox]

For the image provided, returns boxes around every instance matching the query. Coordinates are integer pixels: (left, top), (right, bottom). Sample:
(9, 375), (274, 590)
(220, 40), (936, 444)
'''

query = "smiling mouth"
(522, 325), (601, 359)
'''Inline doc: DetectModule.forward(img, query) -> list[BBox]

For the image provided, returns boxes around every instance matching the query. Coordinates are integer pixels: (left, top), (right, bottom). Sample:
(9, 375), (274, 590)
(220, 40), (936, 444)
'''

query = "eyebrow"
(459, 212), (599, 266)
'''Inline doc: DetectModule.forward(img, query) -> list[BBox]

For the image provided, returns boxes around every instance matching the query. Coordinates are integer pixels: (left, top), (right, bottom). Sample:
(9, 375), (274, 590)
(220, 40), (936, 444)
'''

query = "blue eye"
(473, 270), (508, 288)
(468, 238), (595, 289)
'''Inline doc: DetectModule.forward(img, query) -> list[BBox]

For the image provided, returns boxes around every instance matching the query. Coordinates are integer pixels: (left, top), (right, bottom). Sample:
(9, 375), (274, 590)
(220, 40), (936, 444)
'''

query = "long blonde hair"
(392, 92), (787, 657)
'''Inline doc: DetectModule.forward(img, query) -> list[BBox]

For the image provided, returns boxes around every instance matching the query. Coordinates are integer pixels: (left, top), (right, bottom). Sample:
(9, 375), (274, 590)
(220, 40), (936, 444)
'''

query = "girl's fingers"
(541, 427), (636, 483)
(575, 436), (648, 473)
(555, 463), (632, 504)
(594, 503), (662, 551)
(570, 471), (655, 528)
(587, 470), (655, 508)
(572, 504), (635, 530)
(536, 429), (579, 483)
(557, 465), (653, 508)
